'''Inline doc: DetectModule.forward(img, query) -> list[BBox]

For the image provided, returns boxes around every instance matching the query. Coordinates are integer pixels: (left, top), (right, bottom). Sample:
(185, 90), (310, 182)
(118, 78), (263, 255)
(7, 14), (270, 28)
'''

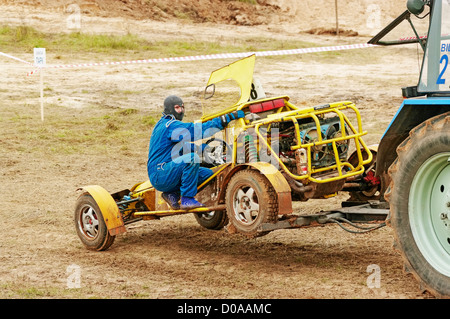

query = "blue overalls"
(147, 114), (224, 198)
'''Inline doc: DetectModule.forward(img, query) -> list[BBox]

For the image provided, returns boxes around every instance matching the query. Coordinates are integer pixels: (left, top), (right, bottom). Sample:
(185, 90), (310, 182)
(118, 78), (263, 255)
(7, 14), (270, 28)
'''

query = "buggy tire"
(194, 210), (229, 230)
(386, 112), (450, 298)
(225, 169), (278, 237)
(74, 193), (116, 251)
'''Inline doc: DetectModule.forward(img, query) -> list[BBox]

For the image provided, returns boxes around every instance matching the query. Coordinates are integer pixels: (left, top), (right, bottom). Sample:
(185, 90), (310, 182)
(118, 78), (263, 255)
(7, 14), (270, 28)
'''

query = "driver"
(147, 95), (244, 210)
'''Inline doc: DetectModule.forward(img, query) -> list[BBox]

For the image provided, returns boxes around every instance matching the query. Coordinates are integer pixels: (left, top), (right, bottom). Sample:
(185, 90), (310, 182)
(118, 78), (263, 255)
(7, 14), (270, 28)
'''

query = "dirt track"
(0, 1), (437, 299)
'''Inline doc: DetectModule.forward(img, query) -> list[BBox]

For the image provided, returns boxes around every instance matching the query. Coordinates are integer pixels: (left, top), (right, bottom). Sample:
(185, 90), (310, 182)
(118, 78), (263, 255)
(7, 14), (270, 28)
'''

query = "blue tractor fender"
(375, 97), (450, 180)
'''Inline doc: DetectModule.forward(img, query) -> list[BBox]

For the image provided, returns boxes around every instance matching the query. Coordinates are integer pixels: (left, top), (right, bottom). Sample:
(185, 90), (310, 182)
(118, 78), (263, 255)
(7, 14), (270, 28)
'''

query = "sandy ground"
(0, 1), (438, 300)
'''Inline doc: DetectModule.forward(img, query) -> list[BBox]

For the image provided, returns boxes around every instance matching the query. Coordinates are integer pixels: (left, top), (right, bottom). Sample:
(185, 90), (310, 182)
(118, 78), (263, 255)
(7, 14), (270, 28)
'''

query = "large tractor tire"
(225, 169), (278, 237)
(386, 112), (450, 298)
(74, 193), (116, 251)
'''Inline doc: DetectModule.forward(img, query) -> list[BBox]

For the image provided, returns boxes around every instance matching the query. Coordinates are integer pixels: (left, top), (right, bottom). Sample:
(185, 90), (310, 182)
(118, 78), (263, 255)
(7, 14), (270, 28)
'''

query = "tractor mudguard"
(220, 162), (293, 215)
(77, 185), (126, 236)
(376, 98), (450, 178)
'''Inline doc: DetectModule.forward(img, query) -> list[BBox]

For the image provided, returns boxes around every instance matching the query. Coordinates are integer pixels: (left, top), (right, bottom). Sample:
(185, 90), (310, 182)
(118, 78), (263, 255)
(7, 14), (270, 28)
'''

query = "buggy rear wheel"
(225, 169), (278, 237)
(74, 193), (115, 251)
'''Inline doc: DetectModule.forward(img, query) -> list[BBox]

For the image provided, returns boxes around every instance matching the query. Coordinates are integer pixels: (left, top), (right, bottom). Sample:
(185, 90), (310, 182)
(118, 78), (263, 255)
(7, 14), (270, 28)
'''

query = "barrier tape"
(1, 43), (378, 77)
(0, 51), (33, 66)
(27, 43), (377, 76)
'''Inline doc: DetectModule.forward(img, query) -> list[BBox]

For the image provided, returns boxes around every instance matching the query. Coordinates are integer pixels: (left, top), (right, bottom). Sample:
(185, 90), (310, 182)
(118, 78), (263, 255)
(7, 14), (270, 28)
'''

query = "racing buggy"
(75, 53), (380, 250)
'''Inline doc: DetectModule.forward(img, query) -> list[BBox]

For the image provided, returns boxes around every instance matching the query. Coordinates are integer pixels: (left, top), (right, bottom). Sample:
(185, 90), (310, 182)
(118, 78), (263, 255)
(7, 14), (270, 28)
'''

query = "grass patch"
(0, 25), (151, 53)
(0, 281), (98, 298)
(0, 25), (377, 64)
(2, 104), (158, 157)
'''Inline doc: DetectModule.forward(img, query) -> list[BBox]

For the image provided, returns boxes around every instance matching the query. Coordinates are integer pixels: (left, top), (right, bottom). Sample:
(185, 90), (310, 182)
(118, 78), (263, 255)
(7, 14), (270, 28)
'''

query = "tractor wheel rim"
(233, 186), (260, 226)
(409, 152), (450, 276)
(79, 205), (99, 239)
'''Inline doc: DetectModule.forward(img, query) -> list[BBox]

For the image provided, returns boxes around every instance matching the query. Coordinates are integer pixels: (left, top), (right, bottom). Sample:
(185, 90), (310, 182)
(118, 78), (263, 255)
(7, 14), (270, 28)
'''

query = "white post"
(40, 70), (44, 121)
(34, 48), (46, 121)
(335, 0), (339, 38)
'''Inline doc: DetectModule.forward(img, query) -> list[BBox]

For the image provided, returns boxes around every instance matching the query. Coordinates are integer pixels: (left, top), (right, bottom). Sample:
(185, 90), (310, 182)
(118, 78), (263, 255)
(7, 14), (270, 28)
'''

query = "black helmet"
(163, 95), (184, 121)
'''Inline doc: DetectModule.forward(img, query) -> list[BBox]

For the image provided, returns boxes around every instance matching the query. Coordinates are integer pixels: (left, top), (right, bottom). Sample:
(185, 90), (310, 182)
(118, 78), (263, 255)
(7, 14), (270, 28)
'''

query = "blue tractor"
(369, 0), (449, 298)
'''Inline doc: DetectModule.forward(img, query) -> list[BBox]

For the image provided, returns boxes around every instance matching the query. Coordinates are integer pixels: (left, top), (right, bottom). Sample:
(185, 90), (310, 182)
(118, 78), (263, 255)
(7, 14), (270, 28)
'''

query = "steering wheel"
(202, 138), (232, 167)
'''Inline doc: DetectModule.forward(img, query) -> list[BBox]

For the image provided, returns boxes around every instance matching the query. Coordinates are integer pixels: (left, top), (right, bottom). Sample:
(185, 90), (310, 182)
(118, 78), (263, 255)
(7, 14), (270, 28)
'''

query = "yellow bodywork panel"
(205, 54), (255, 107)
(244, 162), (291, 193)
(130, 180), (170, 213)
(80, 185), (126, 236)
(226, 162), (293, 215)
(130, 180), (152, 195)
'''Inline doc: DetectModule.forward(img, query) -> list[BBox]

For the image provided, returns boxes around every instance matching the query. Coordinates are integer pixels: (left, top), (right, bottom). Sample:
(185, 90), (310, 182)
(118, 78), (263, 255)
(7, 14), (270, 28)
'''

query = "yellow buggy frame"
(75, 55), (381, 251)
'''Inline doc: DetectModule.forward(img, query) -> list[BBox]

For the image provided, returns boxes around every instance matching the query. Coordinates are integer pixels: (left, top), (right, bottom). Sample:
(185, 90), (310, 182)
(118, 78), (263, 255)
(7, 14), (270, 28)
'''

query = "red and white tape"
(0, 51), (33, 66)
(37, 43), (376, 75)
(26, 43), (377, 76)
(1, 43), (377, 76)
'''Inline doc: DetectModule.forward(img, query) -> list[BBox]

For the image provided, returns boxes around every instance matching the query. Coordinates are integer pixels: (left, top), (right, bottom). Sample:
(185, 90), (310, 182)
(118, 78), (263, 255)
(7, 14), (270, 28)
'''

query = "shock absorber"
(244, 133), (259, 163)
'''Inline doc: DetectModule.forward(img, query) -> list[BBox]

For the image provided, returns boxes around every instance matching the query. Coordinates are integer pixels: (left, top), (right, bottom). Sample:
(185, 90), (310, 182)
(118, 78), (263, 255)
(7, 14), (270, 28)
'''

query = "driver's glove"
(219, 110), (245, 128)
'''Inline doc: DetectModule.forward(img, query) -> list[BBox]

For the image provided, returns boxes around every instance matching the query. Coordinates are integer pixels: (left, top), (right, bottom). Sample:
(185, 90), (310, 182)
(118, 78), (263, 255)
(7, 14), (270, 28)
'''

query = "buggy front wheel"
(194, 210), (229, 230)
